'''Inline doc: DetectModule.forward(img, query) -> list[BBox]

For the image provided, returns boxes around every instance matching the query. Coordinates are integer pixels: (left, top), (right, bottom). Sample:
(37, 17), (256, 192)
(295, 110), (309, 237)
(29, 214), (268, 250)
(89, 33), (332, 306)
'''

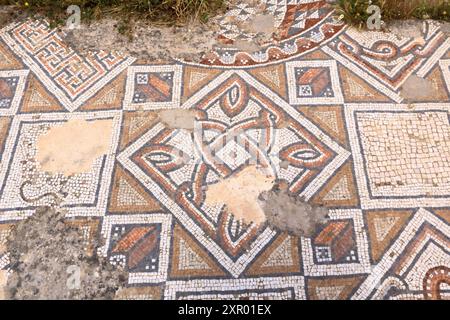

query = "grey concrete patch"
(156, 109), (198, 131)
(221, 2), (278, 51)
(242, 14), (276, 35)
(386, 19), (424, 38)
(0, 6), (27, 28)
(260, 183), (329, 237)
(5, 207), (126, 300)
(400, 74), (435, 102)
(65, 19), (221, 63)
(438, 21), (450, 35)
(1, 1), (285, 61)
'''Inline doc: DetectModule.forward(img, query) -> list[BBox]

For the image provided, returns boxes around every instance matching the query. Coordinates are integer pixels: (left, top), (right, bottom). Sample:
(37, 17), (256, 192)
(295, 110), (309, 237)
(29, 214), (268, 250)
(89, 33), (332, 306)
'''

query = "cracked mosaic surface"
(0, 1), (450, 300)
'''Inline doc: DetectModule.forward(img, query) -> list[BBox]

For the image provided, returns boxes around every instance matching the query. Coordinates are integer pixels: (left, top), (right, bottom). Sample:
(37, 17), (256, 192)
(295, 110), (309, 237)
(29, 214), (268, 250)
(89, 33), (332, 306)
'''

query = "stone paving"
(0, 0), (450, 300)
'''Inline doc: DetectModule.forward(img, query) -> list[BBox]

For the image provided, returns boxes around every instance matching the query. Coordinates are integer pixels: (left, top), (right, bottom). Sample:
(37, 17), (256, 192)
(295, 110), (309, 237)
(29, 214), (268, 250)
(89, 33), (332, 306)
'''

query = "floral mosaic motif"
(118, 70), (348, 277)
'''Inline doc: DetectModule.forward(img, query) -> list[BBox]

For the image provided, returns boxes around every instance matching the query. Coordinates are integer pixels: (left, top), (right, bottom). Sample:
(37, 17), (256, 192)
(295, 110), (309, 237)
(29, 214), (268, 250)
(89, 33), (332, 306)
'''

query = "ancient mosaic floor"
(1, 0), (450, 300)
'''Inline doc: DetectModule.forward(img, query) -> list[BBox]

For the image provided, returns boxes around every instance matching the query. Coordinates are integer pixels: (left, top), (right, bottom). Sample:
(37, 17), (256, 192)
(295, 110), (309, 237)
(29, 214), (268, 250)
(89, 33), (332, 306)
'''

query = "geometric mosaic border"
(345, 103), (450, 209)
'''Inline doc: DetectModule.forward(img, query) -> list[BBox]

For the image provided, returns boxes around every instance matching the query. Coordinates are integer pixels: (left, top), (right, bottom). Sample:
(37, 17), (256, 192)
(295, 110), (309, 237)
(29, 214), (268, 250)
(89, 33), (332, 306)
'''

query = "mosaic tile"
(0, 111), (121, 221)
(124, 65), (182, 110)
(301, 209), (371, 277)
(117, 69), (349, 277)
(365, 209), (414, 263)
(339, 66), (394, 103)
(108, 164), (163, 214)
(1, 20), (135, 111)
(286, 59), (343, 105)
(247, 63), (288, 100)
(346, 103), (450, 209)
(0, 70), (28, 116)
(0, 40), (24, 70)
(115, 285), (163, 300)
(0, 1), (449, 299)
(245, 233), (301, 276)
(355, 208), (450, 300)
(310, 160), (360, 208)
(306, 275), (364, 300)
(0, 116), (11, 160)
(20, 75), (65, 113)
(324, 21), (450, 103)
(169, 223), (226, 279)
(164, 276), (306, 299)
(79, 71), (126, 111)
(204, 0), (345, 66)
(100, 213), (172, 284)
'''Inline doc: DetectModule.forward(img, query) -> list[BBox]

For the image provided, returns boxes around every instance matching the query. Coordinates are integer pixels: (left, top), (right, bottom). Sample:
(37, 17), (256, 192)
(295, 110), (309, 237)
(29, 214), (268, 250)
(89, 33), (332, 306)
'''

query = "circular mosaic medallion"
(201, 0), (345, 67)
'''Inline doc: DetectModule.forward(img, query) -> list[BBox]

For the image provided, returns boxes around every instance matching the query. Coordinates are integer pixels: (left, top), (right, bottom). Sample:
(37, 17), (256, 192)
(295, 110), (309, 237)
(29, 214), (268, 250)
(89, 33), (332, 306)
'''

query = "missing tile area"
(36, 119), (114, 176)
(205, 166), (275, 225)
